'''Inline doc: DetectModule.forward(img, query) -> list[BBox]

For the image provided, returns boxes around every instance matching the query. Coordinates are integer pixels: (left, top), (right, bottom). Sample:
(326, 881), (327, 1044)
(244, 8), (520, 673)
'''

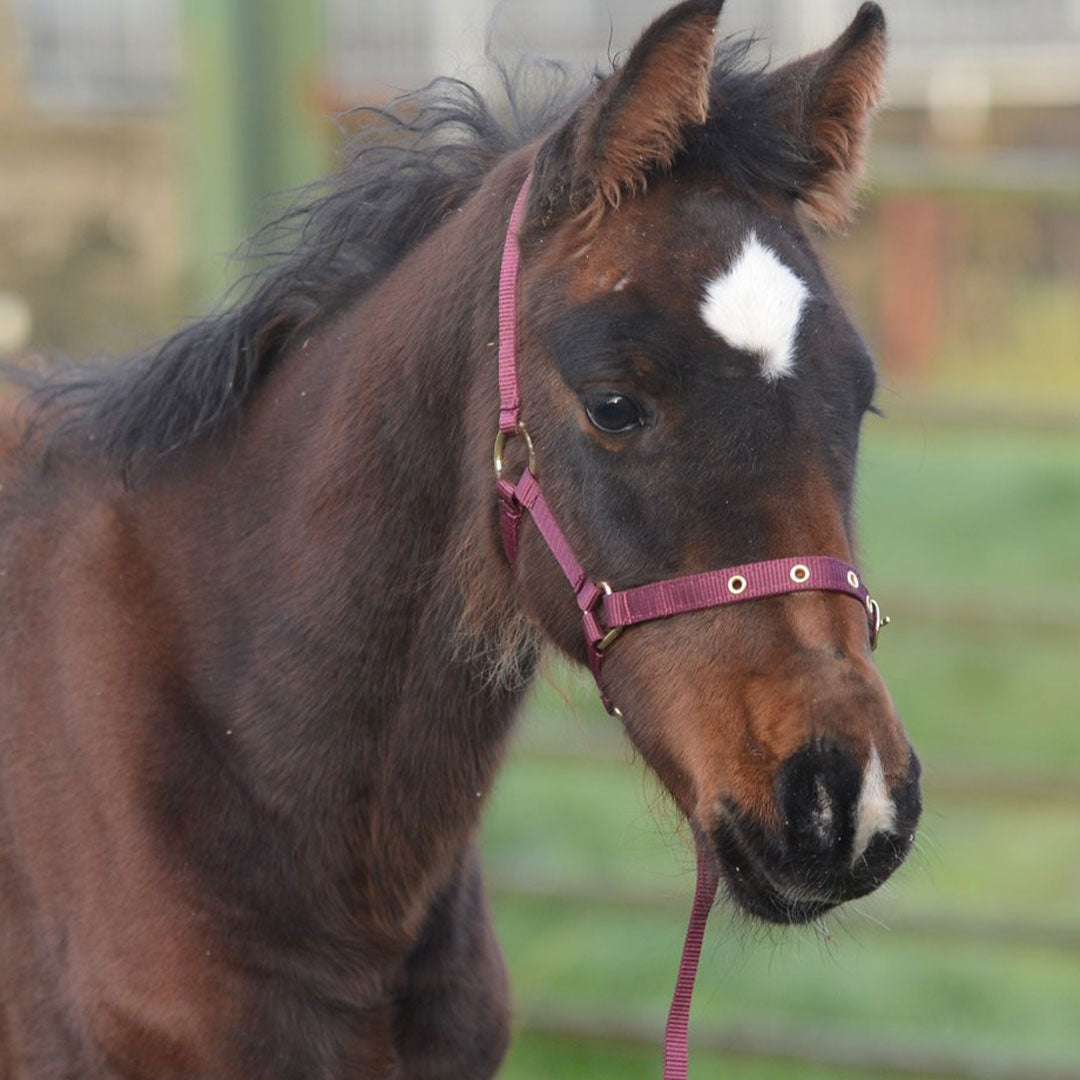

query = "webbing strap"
(603, 556), (871, 629)
(663, 844), (720, 1080)
(497, 174), (533, 433)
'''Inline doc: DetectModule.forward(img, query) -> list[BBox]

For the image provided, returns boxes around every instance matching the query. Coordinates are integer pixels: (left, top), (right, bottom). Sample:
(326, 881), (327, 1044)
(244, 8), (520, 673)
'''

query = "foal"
(0, 2), (919, 1075)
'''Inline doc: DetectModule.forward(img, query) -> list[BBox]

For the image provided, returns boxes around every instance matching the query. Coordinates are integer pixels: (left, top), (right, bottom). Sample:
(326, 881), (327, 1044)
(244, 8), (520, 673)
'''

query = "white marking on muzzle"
(699, 231), (809, 380)
(851, 747), (896, 864)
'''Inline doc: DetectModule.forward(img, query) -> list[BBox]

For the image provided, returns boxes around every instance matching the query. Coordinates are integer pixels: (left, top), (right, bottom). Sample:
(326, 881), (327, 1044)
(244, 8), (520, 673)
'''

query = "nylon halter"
(493, 172), (888, 1078)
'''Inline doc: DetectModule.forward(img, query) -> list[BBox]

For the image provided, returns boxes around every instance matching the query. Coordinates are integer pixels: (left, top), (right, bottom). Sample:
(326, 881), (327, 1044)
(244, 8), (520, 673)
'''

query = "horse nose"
(775, 739), (921, 887)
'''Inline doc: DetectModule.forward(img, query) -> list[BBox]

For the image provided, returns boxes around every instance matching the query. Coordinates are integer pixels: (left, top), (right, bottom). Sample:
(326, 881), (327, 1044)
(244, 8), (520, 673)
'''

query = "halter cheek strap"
(493, 172), (888, 1078)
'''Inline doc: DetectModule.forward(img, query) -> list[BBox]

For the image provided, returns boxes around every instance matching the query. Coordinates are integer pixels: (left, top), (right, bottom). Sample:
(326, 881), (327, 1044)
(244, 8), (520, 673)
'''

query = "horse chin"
(708, 821), (841, 927)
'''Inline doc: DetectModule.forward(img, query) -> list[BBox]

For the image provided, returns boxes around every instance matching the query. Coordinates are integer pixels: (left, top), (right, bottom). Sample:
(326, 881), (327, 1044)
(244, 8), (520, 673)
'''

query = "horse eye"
(584, 393), (643, 434)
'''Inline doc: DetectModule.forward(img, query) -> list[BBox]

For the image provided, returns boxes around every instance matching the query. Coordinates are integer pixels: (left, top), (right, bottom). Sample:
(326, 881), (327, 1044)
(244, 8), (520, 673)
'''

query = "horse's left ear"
(530, 0), (724, 223)
(769, 2), (887, 229)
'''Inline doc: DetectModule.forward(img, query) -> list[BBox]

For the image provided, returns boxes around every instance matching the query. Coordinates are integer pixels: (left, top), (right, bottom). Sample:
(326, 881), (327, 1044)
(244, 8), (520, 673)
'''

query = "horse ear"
(769, 2), (887, 229)
(531, 0), (724, 222)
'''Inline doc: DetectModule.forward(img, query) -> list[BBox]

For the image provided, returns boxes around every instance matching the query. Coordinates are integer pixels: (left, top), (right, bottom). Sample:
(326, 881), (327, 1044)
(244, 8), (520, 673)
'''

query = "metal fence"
(11, 0), (1080, 109)
(11, 0), (180, 109)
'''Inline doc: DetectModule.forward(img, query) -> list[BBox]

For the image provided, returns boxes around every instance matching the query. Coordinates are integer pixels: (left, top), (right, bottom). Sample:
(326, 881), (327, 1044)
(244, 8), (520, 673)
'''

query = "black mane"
(21, 43), (807, 478)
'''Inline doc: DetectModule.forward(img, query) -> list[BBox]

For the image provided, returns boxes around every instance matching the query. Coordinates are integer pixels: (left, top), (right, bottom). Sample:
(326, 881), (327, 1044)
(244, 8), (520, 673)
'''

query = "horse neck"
(164, 164), (536, 921)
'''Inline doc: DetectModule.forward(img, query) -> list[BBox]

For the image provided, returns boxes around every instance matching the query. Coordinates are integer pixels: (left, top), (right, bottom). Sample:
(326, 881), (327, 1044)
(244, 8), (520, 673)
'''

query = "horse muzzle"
(708, 740), (922, 925)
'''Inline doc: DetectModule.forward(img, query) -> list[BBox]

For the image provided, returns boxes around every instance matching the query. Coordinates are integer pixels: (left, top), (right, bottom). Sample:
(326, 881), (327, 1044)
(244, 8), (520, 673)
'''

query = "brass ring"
(789, 564), (810, 583)
(727, 574), (747, 595)
(493, 422), (536, 479)
(594, 580), (624, 651)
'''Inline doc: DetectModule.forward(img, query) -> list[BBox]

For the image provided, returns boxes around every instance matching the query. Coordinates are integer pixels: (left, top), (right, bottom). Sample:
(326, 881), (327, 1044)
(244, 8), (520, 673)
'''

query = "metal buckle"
(867, 597), (890, 650)
(594, 581), (623, 652)
(493, 422), (536, 479)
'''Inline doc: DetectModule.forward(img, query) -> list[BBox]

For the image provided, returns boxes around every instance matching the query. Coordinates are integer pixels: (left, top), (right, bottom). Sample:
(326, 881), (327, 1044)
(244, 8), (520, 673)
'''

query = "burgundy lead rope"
(493, 172), (887, 1077)
(663, 841), (720, 1079)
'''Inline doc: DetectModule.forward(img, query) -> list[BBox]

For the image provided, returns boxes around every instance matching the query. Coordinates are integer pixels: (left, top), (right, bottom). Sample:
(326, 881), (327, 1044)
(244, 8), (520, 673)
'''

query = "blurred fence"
(836, 155), (1080, 410)
(518, 1006), (1080, 1080)
(5, 150), (1078, 418)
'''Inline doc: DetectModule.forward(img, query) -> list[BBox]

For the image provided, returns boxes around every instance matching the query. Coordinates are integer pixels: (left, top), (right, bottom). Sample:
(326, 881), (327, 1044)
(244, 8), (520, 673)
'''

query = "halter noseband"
(494, 173), (888, 716)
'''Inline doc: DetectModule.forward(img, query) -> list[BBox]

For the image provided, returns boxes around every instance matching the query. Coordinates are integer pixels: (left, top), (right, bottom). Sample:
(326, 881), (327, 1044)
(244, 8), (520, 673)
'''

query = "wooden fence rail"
(521, 1005), (1080, 1080)
(489, 871), (1080, 954)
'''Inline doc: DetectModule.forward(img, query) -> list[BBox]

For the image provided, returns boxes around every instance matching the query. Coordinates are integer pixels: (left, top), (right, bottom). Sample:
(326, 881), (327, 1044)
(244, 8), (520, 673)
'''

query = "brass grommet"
(727, 575), (747, 595)
(847, 570), (860, 589)
(790, 564), (810, 583)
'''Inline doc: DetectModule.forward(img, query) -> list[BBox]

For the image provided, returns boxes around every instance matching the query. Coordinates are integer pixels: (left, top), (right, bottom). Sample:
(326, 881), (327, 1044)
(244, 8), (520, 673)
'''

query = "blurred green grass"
(506, 1034), (958, 1080)
(482, 422), (1080, 1078)
(857, 419), (1080, 599)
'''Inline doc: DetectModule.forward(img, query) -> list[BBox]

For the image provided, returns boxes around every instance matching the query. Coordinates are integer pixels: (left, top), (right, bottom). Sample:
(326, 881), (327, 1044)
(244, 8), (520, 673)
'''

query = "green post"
(182, 0), (326, 307)
(254, 0), (328, 197)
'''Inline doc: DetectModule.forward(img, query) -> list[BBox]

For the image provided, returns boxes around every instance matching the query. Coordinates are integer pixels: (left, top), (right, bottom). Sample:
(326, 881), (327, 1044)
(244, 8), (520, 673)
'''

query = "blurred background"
(1, 1), (1078, 1076)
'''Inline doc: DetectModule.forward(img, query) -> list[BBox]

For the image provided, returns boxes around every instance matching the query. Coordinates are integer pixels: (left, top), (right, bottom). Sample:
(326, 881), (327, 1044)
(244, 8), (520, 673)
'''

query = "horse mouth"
(709, 817), (842, 926)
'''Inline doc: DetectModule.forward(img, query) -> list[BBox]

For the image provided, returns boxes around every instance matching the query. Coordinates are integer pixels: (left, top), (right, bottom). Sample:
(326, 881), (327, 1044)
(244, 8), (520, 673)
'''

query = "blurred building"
(1, 0), (1079, 390)
(0, 0), (182, 358)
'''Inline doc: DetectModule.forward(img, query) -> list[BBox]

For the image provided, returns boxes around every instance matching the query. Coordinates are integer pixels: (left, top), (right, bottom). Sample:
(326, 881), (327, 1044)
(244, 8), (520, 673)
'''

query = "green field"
(482, 420), (1080, 1079)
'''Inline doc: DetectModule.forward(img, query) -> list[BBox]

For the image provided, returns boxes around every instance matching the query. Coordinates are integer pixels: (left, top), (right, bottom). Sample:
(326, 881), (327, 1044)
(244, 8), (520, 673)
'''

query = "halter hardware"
(493, 421), (535, 480)
(592, 582), (623, 651)
(868, 596), (890, 646)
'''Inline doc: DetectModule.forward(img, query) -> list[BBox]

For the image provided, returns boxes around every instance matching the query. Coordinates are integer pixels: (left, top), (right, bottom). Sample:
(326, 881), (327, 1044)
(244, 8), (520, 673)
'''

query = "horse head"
(499, 0), (921, 924)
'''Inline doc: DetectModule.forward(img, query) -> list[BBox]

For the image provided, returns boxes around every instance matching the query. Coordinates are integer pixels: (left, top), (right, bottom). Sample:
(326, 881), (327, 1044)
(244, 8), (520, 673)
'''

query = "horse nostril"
(807, 776), (837, 849)
(775, 739), (862, 861)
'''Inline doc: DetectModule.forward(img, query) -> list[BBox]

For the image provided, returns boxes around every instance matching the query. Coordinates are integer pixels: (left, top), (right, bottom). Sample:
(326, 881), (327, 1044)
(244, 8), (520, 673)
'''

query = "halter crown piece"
(493, 172), (889, 1079)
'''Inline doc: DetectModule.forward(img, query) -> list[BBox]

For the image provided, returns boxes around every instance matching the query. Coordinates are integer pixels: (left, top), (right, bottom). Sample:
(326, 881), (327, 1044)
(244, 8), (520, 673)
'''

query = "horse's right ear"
(767, 2), (888, 229)
(528, 0), (724, 226)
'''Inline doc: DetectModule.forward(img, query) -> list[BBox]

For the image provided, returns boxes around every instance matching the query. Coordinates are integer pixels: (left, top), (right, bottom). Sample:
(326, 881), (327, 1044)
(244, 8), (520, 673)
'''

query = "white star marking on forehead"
(699, 231), (810, 381)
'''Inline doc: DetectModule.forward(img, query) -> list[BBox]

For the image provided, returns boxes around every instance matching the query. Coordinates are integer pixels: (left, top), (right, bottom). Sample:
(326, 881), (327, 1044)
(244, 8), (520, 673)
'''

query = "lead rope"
(664, 842), (720, 1080)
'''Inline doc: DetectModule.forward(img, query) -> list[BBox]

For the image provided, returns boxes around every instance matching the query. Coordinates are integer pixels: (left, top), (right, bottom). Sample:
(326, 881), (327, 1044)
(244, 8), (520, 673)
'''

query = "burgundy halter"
(493, 173), (888, 1078)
